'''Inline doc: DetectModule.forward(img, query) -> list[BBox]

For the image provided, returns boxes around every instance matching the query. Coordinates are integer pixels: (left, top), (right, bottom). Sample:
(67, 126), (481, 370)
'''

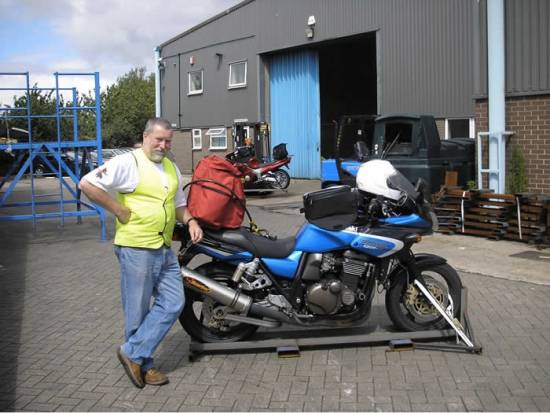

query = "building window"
(207, 127), (227, 150)
(192, 129), (202, 149)
(188, 70), (203, 95)
(228, 61), (247, 88)
(445, 118), (475, 139)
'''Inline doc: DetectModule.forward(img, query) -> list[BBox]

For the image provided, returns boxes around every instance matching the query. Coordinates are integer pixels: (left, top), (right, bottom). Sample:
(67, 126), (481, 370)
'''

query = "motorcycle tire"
(272, 169), (290, 190)
(179, 262), (258, 343)
(385, 263), (462, 331)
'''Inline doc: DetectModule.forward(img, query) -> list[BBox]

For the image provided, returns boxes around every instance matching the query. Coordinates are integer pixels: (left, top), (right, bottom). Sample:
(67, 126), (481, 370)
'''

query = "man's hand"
(115, 206), (132, 224)
(188, 220), (203, 243)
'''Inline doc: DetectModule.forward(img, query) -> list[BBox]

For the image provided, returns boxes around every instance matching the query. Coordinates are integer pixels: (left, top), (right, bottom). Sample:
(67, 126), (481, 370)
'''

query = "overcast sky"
(0, 0), (240, 105)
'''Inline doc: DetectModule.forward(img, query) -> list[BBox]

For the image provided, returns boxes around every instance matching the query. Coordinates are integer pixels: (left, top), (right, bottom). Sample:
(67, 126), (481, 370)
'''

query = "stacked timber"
(432, 188), (550, 248)
(462, 192), (514, 239)
(431, 187), (471, 234)
(504, 194), (550, 246)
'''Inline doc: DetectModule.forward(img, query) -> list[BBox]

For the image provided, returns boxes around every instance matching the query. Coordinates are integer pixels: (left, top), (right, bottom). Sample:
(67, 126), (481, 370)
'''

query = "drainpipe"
(487, 0), (506, 192)
(154, 46), (162, 117)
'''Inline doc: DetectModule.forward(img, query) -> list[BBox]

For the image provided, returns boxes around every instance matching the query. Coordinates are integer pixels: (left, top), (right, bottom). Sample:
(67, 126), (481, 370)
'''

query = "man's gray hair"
(144, 117), (172, 135)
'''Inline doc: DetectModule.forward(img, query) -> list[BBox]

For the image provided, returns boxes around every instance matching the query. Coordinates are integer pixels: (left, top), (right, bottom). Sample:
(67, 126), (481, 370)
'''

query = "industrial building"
(157, 0), (550, 193)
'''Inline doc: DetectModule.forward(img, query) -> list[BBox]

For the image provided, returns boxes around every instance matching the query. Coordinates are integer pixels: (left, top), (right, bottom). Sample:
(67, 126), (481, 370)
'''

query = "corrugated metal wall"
(159, 0), (549, 129)
(255, 0), (476, 117)
(160, 55), (181, 128)
(270, 50), (320, 179)
(160, 3), (261, 128)
(475, 0), (550, 96)
(160, 0), (478, 129)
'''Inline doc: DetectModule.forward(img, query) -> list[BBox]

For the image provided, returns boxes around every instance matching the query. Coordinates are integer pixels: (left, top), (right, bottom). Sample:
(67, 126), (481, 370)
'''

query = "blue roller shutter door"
(270, 50), (320, 179)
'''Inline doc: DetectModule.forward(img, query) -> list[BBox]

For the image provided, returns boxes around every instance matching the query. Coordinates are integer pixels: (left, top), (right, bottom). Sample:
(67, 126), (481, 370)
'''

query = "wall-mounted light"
(306, 15), (316, 39)
(189, 55), (195, 65)
(158, 59), (166, 70)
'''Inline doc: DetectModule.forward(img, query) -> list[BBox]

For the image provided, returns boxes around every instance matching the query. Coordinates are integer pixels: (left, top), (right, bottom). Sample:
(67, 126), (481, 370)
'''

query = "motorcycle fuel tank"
(295, 223), (403, 258)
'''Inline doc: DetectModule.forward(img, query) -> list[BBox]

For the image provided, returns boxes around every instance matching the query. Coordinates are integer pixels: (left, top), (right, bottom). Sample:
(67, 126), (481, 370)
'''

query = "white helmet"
(356, 159), (417, 201)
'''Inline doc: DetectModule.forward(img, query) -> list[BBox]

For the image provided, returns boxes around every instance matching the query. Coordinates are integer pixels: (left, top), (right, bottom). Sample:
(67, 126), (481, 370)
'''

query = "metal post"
(94, 72), (106, 240)
(155, 46), (162, 117)
(487, 0), (506, 192)
(54, 73), (65, 227)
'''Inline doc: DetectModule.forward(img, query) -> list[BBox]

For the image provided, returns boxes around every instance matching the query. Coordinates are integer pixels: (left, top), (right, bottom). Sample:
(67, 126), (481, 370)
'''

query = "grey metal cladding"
(161, 2), (260, 128)
(475, 0), (550, 97)
(160, 0), (478, 124)
(160, 54), (181, 128)
(254, 0), (476, 117)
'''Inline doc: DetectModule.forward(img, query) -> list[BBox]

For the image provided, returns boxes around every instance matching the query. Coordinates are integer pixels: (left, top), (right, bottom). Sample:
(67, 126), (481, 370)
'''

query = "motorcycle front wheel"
(179, 262), (258, 343)
(272, 169), (290, 189)
(385, 263), (462, 331)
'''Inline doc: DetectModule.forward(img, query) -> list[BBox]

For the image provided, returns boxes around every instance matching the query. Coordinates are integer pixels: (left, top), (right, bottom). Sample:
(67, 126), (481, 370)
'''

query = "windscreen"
(386, 170), (419, 200)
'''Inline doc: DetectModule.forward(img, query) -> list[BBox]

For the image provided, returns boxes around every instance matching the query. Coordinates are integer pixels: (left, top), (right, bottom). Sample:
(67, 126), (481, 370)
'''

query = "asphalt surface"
(1, 177), (550, 411)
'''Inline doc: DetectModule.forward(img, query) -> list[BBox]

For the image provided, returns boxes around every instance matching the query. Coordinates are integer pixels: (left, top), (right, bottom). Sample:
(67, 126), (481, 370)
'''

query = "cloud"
(0, 0), (240, 103)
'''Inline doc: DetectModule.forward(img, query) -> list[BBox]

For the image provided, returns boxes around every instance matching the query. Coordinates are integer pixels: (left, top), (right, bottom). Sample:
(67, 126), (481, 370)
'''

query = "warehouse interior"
(318, 32), (378, 158)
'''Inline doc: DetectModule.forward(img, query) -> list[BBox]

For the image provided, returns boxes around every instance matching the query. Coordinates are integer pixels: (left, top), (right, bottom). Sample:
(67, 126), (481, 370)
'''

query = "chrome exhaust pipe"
(181, 267), (252, 314)
(181, 266), (294, 325)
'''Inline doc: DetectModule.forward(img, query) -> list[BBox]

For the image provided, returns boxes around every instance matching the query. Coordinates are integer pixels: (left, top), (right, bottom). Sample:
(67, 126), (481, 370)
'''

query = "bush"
(507, 146), (528, 194)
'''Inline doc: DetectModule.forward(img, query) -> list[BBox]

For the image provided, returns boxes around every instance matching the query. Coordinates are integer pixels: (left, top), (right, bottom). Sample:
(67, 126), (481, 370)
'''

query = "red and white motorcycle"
(225, 143), (291, 192)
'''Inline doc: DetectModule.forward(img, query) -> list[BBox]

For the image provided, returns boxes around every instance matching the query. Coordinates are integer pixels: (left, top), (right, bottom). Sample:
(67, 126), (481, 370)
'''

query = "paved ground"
(1, 178), (550, 411)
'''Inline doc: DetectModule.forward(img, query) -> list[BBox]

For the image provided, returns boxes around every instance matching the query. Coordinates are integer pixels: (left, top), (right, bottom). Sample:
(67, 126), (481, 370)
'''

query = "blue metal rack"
(0, 72), (106, 239)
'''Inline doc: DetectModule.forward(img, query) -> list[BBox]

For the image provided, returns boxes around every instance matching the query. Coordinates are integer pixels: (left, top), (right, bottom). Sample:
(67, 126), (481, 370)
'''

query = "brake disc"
(404, 275), (448, 319)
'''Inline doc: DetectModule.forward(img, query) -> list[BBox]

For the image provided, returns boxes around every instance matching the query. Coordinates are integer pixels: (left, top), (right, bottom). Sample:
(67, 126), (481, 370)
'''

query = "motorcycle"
(225, 143), (291, 192)
(175, 159), (464, 344)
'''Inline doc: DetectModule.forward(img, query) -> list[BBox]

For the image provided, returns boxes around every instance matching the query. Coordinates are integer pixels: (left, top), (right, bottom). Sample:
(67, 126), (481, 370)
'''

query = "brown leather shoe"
(117, 348), (144, 388)
(143, 368), (169, 386)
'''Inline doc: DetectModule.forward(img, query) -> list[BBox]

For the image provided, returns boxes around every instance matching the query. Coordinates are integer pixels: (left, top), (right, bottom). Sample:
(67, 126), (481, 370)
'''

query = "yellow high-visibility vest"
(114, 149), (178, 248)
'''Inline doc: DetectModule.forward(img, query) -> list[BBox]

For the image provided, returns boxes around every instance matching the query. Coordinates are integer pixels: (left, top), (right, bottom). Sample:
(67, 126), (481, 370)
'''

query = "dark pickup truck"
(321, 114), (475, 194)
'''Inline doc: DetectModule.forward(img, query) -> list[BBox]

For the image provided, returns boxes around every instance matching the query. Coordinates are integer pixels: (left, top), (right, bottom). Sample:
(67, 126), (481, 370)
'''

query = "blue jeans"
(114, 245), (184, 371)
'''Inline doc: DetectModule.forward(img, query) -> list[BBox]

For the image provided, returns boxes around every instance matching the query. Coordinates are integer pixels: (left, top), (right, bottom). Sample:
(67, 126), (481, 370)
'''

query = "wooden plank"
(445, 171), (458, 187)
(477, 193), (516, 201)
(467, 208), (507, 217)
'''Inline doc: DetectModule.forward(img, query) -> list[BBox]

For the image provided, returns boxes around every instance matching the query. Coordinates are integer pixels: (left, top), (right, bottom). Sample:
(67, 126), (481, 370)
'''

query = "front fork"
(397, 250), (475, 349)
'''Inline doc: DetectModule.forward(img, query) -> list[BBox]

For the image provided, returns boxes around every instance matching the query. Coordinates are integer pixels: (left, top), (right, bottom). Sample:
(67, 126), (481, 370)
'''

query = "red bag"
(186, 155), (246, 229)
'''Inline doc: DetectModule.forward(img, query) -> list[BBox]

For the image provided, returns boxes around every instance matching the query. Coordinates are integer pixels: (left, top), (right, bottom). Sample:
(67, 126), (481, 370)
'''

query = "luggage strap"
(183, 179), (259, 232)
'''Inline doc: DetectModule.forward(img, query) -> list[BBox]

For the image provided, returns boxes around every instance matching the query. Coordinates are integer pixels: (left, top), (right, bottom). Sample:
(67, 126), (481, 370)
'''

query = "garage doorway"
(319, 32), (378, 159)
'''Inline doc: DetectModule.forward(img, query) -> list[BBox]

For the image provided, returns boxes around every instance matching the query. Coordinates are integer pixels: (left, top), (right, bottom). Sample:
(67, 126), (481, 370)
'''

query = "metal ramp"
(0, 72), (106, 239)
(188, 287), (482, 361)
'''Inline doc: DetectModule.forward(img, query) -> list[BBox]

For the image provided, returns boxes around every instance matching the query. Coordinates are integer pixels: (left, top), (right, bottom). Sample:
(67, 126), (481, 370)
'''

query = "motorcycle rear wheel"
(385, 263), (462, 331)
(272, 169), (290, 189)
(179, 262), (258, 343)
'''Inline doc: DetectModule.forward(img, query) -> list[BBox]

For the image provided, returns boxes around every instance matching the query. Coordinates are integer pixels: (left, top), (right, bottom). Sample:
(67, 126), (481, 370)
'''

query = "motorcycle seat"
(203, 227), (296, 258)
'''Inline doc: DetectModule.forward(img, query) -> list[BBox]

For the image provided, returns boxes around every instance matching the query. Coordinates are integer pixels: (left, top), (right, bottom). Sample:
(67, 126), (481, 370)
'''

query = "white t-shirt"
(82, 151), (187, 208)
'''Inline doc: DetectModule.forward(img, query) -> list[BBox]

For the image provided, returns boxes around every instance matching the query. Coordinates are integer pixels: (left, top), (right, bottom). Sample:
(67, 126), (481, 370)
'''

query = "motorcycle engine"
(304, 251), (372, 315)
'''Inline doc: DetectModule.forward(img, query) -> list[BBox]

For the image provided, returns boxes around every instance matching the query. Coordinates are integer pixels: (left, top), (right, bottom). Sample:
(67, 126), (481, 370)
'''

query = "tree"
(4, 67), (155, 148)
(101, 67), (155, 148)
(7, 87), (74, 141)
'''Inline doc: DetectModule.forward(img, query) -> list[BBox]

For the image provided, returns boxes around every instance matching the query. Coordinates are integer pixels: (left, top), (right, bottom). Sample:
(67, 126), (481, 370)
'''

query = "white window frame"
(228, 61), (247, 89)
(188, 70), (203, 95)
(444, 117), (475, 139)
(192, 129), (202, 150)
(206, 127), (227, 150)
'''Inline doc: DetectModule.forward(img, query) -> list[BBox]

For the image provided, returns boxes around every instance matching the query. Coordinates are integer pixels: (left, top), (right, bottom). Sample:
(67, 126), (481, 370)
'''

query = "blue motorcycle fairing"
(195, 244), (252, 264)
(262, 251), (303, 279)
(321, 159), (362, 184)
(194, 223), (407, 280)
(380, 214), (431, 228)
(320, 159), (339, 182)
(295, 223), (404, 258)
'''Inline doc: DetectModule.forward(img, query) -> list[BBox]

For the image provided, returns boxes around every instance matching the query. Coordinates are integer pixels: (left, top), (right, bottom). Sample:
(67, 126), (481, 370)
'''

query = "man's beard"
(149, 150), (165, 163)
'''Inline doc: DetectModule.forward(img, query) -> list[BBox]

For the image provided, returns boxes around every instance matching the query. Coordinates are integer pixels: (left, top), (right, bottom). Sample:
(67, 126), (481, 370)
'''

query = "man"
(80, 118), (202, 388)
